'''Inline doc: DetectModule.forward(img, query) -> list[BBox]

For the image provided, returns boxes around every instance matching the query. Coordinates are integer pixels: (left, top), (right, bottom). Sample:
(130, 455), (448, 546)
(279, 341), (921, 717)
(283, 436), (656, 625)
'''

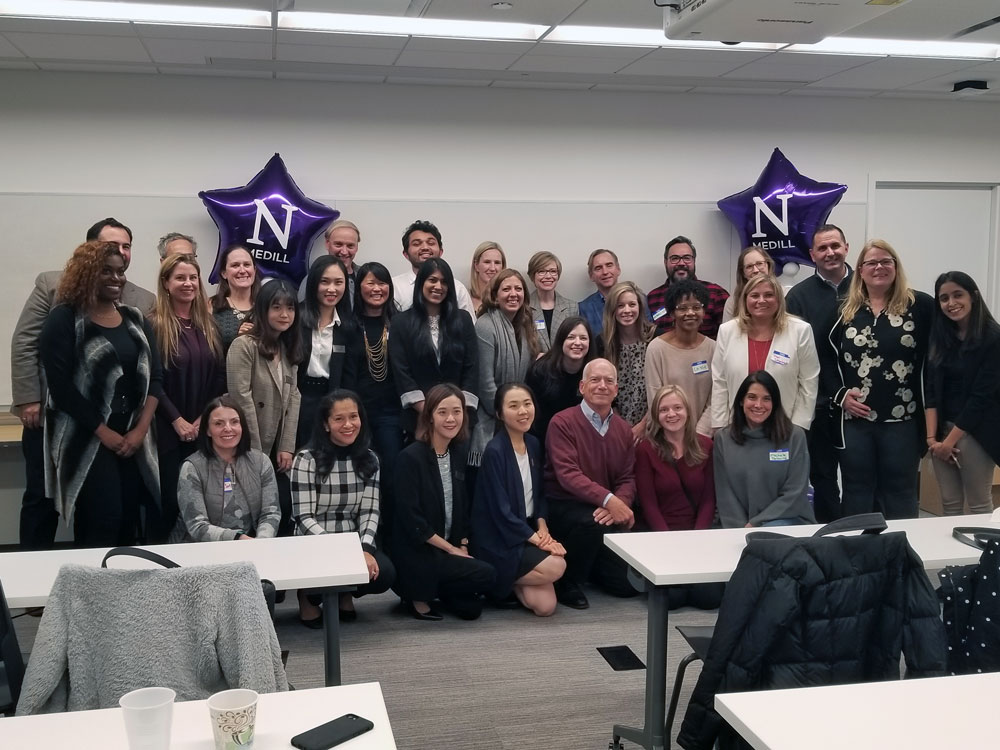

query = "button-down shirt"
(306, 309), (340, 379)
(646, 278), (730, 339)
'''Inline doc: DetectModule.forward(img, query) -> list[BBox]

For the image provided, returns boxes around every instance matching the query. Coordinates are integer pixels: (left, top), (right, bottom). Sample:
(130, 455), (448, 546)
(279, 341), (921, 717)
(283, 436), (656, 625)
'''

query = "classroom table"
(0, 533), (370, 687)
(604, 514), (1000, 750)
(0, 681), (397, 748)
(715, 672), (997, 750)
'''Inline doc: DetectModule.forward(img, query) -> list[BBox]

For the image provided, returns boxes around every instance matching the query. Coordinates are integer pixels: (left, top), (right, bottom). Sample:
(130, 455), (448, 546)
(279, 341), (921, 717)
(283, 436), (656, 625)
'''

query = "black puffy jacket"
(677, 529), (947, 750)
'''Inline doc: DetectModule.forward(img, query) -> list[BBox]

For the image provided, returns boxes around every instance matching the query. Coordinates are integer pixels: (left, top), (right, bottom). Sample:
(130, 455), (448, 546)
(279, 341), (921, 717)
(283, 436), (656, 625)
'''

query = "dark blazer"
(926, 324), (1000, 465)
(297, 319), (361, 393)
(529, 290), (578, 353)
(392, 440), (474, 601)
(470, 430), (547, 597)
(388, 308), (480, 434)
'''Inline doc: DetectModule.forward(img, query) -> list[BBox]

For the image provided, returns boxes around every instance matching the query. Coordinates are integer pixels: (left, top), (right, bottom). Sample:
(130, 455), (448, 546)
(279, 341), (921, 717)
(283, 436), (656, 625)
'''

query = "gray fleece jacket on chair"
(16, 561), (288, 715)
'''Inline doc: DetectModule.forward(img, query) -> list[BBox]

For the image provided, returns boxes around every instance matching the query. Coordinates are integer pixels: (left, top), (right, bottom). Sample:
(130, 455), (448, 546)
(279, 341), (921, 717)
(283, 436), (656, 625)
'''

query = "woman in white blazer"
(711, 274), (819, 430)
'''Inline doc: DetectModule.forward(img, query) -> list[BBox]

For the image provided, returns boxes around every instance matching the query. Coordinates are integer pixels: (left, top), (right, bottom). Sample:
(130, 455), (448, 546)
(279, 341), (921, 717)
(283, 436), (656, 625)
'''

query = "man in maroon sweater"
(544, 358), (637, 609)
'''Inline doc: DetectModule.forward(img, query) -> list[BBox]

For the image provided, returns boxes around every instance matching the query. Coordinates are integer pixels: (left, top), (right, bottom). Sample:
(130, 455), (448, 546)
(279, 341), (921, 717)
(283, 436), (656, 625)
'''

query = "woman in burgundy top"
(635, 383), (723, 609)
(150, 253), (225, 541)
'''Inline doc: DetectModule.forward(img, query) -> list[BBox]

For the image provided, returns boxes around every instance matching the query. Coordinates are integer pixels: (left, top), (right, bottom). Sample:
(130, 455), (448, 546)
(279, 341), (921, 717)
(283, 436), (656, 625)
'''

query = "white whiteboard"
(0, 192), (867, 405)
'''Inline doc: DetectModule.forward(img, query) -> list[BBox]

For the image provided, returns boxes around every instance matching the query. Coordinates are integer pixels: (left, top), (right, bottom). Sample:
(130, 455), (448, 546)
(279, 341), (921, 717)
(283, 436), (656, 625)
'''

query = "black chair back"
(0, 578), (26, 715)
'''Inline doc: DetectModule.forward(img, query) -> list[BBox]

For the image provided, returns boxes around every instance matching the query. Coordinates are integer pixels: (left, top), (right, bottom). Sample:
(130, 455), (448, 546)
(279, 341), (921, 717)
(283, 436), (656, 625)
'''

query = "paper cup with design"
(119, 686), (176, 750)
(207, 688), (258, 749)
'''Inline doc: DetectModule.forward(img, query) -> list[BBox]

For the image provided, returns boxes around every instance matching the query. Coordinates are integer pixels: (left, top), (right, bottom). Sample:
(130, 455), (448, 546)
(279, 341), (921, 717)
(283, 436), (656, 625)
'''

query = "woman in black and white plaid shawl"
(291, 389), (396, 626)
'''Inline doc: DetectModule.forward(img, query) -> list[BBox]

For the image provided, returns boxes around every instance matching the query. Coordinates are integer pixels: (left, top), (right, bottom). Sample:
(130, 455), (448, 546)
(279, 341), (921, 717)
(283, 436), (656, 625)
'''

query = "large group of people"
(11, 216), (1000, 620)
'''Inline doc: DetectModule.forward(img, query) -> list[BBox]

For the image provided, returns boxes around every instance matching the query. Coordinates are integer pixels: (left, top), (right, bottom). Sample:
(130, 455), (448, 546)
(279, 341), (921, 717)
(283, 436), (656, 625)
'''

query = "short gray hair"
(157, 232), (197, 259)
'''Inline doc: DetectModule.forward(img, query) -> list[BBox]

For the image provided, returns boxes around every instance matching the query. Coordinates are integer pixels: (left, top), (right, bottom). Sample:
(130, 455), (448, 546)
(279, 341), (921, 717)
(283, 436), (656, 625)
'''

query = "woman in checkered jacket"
(290, 389), (396, 627)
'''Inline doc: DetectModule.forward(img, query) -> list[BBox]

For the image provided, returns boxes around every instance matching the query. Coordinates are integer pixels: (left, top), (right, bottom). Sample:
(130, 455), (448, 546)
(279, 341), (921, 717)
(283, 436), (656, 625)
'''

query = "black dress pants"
(807, 406), (843, 523)
(547, 497), (636, 597)
(19, 424), (59, 550)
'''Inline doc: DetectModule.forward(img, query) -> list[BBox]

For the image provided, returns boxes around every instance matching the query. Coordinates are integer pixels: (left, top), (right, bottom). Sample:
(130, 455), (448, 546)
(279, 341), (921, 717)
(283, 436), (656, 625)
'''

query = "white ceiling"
(0, 0), (998, 101)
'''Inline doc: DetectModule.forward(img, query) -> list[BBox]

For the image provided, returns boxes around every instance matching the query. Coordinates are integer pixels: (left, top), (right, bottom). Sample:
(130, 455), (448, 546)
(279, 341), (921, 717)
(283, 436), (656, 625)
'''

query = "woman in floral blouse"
(830, 239), (934, 520)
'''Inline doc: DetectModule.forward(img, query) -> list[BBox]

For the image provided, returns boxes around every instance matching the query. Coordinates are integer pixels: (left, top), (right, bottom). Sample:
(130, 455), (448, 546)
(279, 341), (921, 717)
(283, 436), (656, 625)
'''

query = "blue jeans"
(840, 419), (920, 520)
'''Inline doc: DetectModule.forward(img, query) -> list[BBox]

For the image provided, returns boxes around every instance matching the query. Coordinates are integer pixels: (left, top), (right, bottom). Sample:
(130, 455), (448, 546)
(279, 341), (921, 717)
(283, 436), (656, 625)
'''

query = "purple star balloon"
(717, 148), (847, 274)
(200, 153), (339, 285)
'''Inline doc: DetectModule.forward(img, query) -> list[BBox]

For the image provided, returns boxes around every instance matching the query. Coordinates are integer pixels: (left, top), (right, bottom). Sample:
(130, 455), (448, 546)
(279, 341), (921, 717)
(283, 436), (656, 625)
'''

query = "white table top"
(605, 514), (1000, 586)
(0, 682), (397, 749)
(0, 533), (370, 608)
(715, 673), (998, 750)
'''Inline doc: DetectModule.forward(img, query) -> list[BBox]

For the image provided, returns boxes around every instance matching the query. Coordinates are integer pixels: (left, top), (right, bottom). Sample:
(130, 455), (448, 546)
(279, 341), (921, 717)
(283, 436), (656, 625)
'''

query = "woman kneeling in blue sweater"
(713, 370), (814, 528)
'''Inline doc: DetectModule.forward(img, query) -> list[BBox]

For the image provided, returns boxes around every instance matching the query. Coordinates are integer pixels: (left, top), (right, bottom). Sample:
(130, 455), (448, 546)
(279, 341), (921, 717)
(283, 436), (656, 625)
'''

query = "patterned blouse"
(836, 304), (925, 423)
(614, 340), (649, 426)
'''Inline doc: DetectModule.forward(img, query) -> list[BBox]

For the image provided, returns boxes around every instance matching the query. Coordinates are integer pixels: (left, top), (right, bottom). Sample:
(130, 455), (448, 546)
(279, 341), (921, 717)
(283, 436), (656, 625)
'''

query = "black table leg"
(322, 588), (342, 686)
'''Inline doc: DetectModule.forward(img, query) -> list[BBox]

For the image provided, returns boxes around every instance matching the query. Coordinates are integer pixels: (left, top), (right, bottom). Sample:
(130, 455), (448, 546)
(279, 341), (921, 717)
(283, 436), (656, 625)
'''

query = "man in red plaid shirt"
(645, 235), (729, 339)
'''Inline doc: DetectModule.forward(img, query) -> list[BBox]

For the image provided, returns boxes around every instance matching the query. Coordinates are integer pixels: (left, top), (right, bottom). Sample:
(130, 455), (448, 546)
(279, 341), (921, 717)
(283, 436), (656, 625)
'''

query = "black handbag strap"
(952, 526), (1000, 551)
(746, 513), (887, 542)
(101, 546), (181, 569)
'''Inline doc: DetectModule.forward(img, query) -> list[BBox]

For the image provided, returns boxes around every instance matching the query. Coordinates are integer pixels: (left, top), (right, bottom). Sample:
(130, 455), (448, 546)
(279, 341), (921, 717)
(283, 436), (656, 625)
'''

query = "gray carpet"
(13, 588), (718, 749)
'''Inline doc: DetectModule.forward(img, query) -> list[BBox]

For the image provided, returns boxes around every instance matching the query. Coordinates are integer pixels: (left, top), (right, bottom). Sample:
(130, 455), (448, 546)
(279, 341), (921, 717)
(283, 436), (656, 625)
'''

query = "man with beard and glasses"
(646, 235), (729, 339)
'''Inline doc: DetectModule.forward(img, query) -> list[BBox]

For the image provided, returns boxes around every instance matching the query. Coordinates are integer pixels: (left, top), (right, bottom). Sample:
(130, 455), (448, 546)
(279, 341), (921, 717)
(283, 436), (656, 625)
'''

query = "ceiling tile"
(160, 66), (273, 79)
(531, 42), (656, 59)
(401, 37), (534, 54)
(691, 85), (795, 96)
(590, 83), (693, 93)
(0, 18), (136, 36)
(276, 43), (401, 66)
(617, 47), (769, 78)
(275, 30), (407, 50)
(4, 32), (151, 62)
(562, 0), (663, 29)
(134, 24), (273, 43)
(784, 87), (878, 98)
(0, 60), (36, 69)
(425, 0), (581, 25)
(37, 62), (157, 74)
(491, 80), (594, 90)
(725, 52), (873, 82)
(509, 54), (639, 75)
(0, 34), (25, 57)
(394, 49), (525, 71)
(143, 38), (272, 65)
(902, 59), (1000, 92)
(276, 71), (387, 83)
(295, 0), (409, 13)
(845, 0), (998, 41)
(878, 90), (960, 100)
(807, 56), (986, 90)
(387, 75), (491, 87)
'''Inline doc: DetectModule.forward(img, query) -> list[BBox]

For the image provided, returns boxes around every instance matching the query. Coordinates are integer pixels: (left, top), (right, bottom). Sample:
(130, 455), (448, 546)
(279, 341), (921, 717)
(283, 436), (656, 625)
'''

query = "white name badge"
(769, 450), (790, 462)
(771, 350), (791, 366)
(691, 360), (710, 375)
(223, 477), (234, 493)
(652, 307), (667, 321)
(535, 320), (547, 330)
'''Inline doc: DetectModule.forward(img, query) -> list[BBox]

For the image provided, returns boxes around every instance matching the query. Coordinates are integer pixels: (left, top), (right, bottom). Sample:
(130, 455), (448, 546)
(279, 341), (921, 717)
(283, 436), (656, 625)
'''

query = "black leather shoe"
(338, 608), (358, 623)
(299, 612), (324, 629)
(556, 581), (589, 610)
(407, 601), (443, 621)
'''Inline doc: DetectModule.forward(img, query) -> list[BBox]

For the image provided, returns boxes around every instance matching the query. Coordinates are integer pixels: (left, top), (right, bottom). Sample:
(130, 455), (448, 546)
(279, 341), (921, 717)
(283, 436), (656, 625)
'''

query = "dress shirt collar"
(580, 400), (613, 436)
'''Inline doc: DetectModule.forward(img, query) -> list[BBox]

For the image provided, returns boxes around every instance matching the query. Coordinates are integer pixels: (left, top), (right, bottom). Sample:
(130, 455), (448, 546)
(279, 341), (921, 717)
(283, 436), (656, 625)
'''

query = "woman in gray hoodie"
(713, 370), (815, 528)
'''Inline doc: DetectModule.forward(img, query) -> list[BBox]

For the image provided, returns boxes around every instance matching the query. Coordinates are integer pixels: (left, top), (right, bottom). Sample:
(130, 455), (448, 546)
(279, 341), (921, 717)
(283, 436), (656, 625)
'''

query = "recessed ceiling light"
(278, 11), (546, 40)
(0, 0), (271, 27)
(788, 36), (999, 60)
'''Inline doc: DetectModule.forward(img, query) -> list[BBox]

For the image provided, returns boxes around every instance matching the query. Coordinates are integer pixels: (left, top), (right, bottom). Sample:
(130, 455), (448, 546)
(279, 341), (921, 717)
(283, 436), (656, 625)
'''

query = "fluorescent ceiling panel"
(545, 25), (782, 51)
(789, 36), (1000, 60)
(0, 0), (270, 27)
(278, 11), (548, 41)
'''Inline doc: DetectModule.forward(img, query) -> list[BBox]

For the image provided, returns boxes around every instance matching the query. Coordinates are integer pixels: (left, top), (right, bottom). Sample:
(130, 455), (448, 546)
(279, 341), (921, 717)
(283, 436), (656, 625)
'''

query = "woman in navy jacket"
(471, 383), (566, 616)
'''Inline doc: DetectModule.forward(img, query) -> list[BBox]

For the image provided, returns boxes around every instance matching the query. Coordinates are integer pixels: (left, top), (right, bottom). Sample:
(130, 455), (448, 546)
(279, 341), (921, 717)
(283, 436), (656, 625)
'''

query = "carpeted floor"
(12, 586), (718, 749)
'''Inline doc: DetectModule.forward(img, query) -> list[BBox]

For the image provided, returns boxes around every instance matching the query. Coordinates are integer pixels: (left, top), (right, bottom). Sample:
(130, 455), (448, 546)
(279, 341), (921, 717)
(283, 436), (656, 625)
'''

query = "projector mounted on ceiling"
(664, 0), (913, 45)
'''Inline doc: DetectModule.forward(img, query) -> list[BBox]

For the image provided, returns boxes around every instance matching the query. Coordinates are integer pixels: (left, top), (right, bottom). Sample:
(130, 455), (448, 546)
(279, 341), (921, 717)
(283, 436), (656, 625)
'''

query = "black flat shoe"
(406, 601), (443, 621)
(555, 581), (590, 610)
(299, 612), (324, 629)
(338, 608), (358, 623)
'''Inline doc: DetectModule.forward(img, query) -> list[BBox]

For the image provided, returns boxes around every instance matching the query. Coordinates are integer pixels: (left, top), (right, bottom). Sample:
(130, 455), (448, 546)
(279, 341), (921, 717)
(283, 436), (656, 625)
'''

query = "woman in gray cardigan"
(713, 370), (814, 528)
(470, 270), (541, 469)
(176, 396), (281, 542)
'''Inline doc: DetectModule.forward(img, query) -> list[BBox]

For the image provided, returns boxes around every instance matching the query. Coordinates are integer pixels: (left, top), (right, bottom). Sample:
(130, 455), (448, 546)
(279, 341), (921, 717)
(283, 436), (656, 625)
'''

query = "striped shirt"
(290, 448), (381, 553)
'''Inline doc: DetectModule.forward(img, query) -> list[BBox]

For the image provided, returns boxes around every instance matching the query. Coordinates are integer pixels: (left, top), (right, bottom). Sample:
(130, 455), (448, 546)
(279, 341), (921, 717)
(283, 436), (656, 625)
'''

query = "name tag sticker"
(332, 344), (346, 353)
(769, 450), (790, 462)
(223, 477), (234, 493)
(652, 307), (667, 321)
(691, 360), (710, 375)
(535, 320), (547, 330)
(771, 350), (791, 366)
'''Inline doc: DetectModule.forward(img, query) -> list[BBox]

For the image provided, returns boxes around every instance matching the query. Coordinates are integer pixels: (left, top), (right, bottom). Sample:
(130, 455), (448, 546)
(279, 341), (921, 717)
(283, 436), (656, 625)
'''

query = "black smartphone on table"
(290, 714), (375, 750)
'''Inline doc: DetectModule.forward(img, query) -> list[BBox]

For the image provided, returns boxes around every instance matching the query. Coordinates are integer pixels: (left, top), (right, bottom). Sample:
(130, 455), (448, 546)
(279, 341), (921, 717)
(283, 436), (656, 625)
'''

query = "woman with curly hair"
(39, 240), (164, 546)
(150, 253), (225, 541)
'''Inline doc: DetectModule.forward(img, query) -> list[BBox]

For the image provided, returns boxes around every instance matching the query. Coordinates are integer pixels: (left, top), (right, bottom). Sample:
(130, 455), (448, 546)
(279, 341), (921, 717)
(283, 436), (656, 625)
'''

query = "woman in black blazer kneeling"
(392, 383), (495, 621)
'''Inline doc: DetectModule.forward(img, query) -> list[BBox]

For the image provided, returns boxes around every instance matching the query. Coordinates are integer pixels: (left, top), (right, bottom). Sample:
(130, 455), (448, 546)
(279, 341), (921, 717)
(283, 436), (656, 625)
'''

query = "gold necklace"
(363, 322), (389, 382)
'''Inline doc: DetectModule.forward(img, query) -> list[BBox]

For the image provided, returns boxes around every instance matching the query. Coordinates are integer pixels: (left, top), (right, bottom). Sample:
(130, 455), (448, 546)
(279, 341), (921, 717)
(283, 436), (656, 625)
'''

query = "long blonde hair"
(643, 384), (707, 466)
(736, 274), (788, 334)
(469, 241), (507, 304)
(151, 253), (221, 365)
(839, 239), (914, 322)
(602, 281), (655, 368)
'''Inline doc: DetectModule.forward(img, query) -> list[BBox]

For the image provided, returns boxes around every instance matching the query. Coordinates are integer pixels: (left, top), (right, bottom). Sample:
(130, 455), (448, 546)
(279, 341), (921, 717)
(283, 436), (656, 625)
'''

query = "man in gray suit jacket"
(9, 217), (155, 549)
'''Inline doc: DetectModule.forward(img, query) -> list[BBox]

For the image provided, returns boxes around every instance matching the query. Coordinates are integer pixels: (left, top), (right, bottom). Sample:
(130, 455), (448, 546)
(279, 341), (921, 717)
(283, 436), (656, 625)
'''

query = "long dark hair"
(196, 395), (252, 459)
(930, 271), (999, 365)
(527, 315), (595, 398)
(211, 244), (261, 313)
(251, 279), (302, 363)
(300, 255), (355, 332)
(730, 370), (792, 447)
(352, 261), (397, 324)
(308, 390), (379, 482)
(411, 258), (466, 367)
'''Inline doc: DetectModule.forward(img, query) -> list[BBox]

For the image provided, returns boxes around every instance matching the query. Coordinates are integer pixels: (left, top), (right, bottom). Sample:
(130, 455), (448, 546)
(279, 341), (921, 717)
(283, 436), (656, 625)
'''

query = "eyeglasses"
(668, 254), (694, 264)
(861, 258), (896, 269)
(743, 261), (768, 273)
(674, 304), (704, 313)
(536, 269), (559, 278)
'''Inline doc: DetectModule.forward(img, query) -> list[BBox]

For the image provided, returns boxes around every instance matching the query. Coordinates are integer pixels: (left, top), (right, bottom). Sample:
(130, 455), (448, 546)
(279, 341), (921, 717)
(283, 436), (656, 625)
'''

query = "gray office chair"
(0, 578), (26, 716)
